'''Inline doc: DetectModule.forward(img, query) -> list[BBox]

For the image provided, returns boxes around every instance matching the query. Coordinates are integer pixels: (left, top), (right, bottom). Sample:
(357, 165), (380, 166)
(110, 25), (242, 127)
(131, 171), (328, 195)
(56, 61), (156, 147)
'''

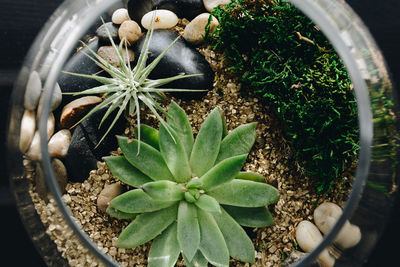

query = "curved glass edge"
(289, 0), (399, 266)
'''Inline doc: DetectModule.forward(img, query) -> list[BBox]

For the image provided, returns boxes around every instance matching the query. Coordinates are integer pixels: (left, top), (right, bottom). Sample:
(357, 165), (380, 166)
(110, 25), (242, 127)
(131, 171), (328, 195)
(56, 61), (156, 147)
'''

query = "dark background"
(0, 0), (399, 266)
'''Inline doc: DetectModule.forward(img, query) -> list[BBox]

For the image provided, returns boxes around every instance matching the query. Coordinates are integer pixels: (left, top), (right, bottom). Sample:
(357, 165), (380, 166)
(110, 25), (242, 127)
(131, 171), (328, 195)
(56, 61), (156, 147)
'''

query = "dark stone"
(57, 38), (102, 109)
(152, 0), (206, 20)
(65, 106), (126, 182)
(128, 0), (206, 25)
(133, 30), (213, 98)
(96, 22), (120, 44)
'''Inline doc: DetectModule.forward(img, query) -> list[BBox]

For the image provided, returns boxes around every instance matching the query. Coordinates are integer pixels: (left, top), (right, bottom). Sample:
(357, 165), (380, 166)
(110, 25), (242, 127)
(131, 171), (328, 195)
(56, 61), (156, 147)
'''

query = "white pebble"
(141, 10), (178, 30)
(48, 129), (71, 158)
(184, 13), (219, 44)
(314, 202), (361, 249)
(47, 112), (55, 140)
(19, 110), (36, 153)
(37, 82), (63, 115)
(26, 131), (41, 160)
(112, 8), (130, 24)
(203, 0), (231, 12)
(24, 71), (42, 110)
(296, 220), (335, 267)
(118, 20), (143, 45)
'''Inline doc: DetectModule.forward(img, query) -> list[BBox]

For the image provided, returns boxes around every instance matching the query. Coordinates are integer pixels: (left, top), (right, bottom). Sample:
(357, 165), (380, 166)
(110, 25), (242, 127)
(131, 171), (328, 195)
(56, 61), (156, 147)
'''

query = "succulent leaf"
(148, 222), (180, 267)
(235, 171), (265, 183)
(220, 109), (228, 138)
(142, 180), (185, 201)
(187, 177), (203, 189)
(213, 208), (255, 263)
(222, 205), (274, 227)
(177, 201), (200, 261)
(194, 194), (221, 213)
(159, 123), (192, 182)
(183, 250), (208, 267)
(167, 101), (194, 157)
(109, 189), (176, 213)
(198, 208), (229, 267)
(208, 179), (280, 207)
(134, 124), (160, 150)
(104, 156), (153, 187)
(184, 191), (197, 203)
(117, 204), (178, 248)
(190, 108), (223, 177)
(199, 154), (247, 191)
(106, 206), (137, 220)
(118, 136), (174, 181)
(215, 122), (257, 164)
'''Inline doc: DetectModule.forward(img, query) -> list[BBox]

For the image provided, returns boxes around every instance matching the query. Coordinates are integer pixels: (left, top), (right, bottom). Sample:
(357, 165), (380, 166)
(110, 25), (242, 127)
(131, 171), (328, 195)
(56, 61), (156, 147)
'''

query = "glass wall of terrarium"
(7, 0), (399, 266)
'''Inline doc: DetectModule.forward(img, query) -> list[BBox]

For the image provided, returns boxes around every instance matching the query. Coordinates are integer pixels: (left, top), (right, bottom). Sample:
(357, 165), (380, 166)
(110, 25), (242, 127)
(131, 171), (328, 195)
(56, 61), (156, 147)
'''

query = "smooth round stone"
(133, 30), (214, 98)
(96, 22), (119, 43)
(19, 109), (36, 153)
(141, 10), (178, 30)
(282, 251), (322, 267)
(26, 131), (41, 161)
(60, 96), (103, 129)
(183, 13), (219, 44)
(37, 82), (63, 116)
(48, 129), (72, 158)
(296, 220), (335, 267)
(97, 46), (135, 68)
(47, 112), (55, 140)
(97, 183), (122, 213)
(203, 0), (231, 12)
(112, 8), (131, 24)
(119, 20), (143, 45)
(24, 71), (42, 110)
(314, 202), (361, 249)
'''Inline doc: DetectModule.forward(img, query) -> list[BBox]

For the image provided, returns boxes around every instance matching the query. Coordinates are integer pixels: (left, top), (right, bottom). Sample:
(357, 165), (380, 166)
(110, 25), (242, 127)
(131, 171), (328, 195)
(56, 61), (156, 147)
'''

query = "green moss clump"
(206, 0), (359, 193)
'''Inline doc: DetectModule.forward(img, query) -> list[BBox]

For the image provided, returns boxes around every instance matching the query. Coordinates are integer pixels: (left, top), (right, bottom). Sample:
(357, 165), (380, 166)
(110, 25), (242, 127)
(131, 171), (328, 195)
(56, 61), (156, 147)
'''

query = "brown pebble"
(97, 46), (135, 68)
(97, 183), (122, 213)
(60, 96), (102, 129)
(118, 20), (142, 45)
(183, 13), (219, 45)
(35, 159), (68, 202)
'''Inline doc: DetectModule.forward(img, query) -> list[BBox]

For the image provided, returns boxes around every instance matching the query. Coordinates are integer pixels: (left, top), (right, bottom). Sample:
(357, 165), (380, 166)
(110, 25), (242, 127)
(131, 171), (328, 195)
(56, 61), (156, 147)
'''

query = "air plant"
(63, 19), (204, 146)
(104, 101), (280, 267)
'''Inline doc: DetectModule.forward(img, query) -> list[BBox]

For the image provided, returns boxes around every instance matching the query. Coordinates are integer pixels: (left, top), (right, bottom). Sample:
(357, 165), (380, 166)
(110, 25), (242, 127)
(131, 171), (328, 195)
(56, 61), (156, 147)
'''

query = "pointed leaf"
(142, 180), (185, 201)
(199, 154), (247, 191)
(197, 208), (229, 267)
(106, 206), (137, 220)
(134, 124), (159, 150)
(208, 180), (280, 207)
(219, 109), (228, 138)
(167, 101), (194, 157)
(183, 250), (208, 267)
(215, 123), (256, 164)
(194, 194), (221, 213)
(118, 136), (174, 181)
(117, 204), (178, 248)
(104, 156), (153, 187)
(109, 189), (176, 213)
(222, 205), (274, 227)
(235, 171), (265, 183)
(190, 108), (223, 177)
(177, 202), (200, 261)
(148, 222), (180, 267)
(159, 123), (192, 183)
(213, 208), (255, 263)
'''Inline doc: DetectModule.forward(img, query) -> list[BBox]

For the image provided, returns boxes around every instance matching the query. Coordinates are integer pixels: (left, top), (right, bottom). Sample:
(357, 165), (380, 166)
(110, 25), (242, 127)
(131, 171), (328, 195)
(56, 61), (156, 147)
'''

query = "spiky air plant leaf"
(63, 20), (205, 147)
(104, 101), (280, 266)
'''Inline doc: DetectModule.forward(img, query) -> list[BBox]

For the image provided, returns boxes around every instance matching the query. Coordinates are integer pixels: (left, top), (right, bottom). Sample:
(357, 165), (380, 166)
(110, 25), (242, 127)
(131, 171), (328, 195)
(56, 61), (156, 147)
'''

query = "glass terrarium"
(7, 0), (399, 266)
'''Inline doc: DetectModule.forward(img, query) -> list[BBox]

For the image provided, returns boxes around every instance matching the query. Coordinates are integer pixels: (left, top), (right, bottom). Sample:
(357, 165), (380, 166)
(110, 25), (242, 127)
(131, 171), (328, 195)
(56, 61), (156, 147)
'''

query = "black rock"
(65, 106), (126, 182)
(58, 38), (103, 109)
(133, 30), (213, 98)
(128, 0), (206, 24)
(152, 0), (206, 20)
(96, 22), (120, 44)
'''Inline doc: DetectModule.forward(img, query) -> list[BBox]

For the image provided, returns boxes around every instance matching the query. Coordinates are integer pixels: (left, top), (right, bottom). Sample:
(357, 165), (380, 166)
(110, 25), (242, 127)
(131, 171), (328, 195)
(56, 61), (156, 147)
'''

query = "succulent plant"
(64, 20), (204, 146)
(104, 101), (280, 267)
